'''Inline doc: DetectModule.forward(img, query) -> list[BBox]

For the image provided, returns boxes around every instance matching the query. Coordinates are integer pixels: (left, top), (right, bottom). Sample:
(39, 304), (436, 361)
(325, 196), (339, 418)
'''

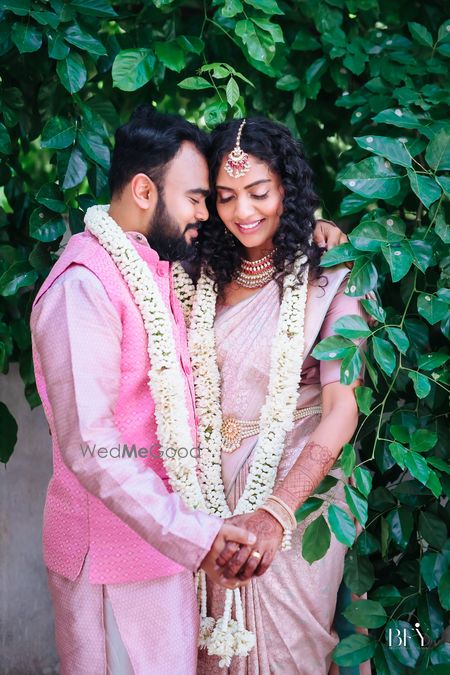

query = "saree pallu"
(197, 267), (369, 675)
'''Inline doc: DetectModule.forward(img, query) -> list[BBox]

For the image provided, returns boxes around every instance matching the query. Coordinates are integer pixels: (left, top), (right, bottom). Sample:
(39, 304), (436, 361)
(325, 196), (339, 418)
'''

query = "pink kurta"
(31, 229), (221, 674)
(198, 267), (364, 675)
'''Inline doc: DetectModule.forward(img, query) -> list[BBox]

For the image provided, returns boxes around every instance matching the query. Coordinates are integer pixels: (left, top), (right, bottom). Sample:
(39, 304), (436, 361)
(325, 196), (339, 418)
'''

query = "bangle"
(260, 496), (297, 552)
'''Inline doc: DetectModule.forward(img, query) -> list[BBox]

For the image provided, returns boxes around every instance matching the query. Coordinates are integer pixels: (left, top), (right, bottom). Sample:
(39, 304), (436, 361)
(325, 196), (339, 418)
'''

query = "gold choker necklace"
(235, 251), (275, 288)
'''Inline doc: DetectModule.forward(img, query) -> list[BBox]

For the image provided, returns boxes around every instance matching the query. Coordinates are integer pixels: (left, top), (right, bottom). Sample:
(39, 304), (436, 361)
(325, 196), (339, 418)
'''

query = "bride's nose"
(233, 194), (256, 222)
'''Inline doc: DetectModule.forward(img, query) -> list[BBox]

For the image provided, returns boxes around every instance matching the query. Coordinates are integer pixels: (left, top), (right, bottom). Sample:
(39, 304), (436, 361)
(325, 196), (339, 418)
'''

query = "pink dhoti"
(48, 557), (198, 675)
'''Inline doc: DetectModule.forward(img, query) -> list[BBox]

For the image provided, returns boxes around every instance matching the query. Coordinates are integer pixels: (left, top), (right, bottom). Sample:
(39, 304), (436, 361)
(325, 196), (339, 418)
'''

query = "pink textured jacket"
(31, 230), (221, 584)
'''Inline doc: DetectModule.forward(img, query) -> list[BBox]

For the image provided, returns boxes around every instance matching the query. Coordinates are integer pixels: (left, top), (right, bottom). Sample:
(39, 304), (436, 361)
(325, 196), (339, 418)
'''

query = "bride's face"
(215, 153), (284, 255)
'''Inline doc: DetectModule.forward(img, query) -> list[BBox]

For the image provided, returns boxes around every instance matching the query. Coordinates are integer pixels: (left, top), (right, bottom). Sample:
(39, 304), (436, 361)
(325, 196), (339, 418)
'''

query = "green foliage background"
(0, 0), (449, 670)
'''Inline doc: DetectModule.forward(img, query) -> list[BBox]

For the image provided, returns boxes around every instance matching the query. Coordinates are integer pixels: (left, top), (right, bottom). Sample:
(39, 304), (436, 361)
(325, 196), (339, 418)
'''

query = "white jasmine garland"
(172, 261), (195, 327)
(84, 205), (206, 511)
(187, 255), (309, 663)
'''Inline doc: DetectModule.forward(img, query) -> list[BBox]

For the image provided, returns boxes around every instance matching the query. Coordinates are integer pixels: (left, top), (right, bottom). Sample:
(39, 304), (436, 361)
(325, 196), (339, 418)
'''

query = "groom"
(31, 106), (345, 674)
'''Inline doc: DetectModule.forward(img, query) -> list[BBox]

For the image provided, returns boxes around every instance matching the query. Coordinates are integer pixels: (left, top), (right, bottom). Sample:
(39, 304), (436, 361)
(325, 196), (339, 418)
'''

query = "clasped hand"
(201, 510), (283, 589)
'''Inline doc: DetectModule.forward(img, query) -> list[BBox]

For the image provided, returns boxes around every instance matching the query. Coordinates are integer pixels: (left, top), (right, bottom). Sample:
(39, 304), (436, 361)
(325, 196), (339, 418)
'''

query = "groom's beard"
(147, 194), (201, 262)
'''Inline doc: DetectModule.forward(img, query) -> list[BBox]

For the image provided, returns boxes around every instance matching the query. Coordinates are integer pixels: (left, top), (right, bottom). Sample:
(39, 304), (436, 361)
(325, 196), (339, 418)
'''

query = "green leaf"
(419, 511), (447, 548)
(155, 41), (186, 72)
(41, 116), (76, 150)
(0, 0), (30, 16)
(11, 22), (42, 53)
(339, 193), (372, 216)
(361, 298), (386, 323)
(411, 429), (438, 453)
(58, 147), (88, 190)
(438, 569), (450, 610)
(302, 515), (331, 563)
(372, 336), (396, 376)
(356, 530), (379, 555)
(355, 386), (374, 415)
(295, 497), (323, 523)
(404, 450), (431, 485)
(344, 551), (375, 594)
(276, 74), (300, 91)
(204, 101), (227, 128)
(346, 257), (378, 296)
(305, 57), (327, 84)
(56, 52), (87, 93)
(425, 129), (450, 171)
(349, 221), (388, 252)
(426, 471), (442, 499)
(29, 207), (66, 243)
(0, 123), (12, 154)
(244, 0), (283, 15)
(328, 504), (356, 546)
(339, 156), (401, 199)
(68, 0), (117, 17)
(342, 599), (387, 629)
(381, 242), (414, 282)
(35, 184), (65, 213)
(344, 484), (368, 526)
(408, 22), (434, 48)
(354, 467), (373, 497)
(315, 475), (338, 494)
(311, 335), (355, 360)
(0, 402), (18, 463)
(420, 552), (448, 590)
(0, 261), (38, 296)
(427, 457), (450, 475)
(319, 243), (358, 267)
(333, 633), (376, 667)
(292, 29), (320, 51)
(112, 49), (155, 92)
(407, 371), (431, 398)
(340, 443), (356, 477)
(226, 77), (240, 106)
(47, 31), (70, 60)
(407, 239), (435, 273)
(389, 442), (408, 469)
(333, 314), (371, 339)
(340, 348), (363, 384)
(178, 76), (212, 90)
(434, 209), (450, 244)
(63, 23), (107, 56)
(221, 0), (243, 18)
(436, 175), (450, 199)
(355, 135), (412, 168)
(386, 508), (414, 550)
(78, 130), (110, 170)
(418, 352), (449, 371)
(30, 9), (60, 29)
(407, 169), (441, 208)
(372, 108), (421, 129)
(386, 327), (409, 354)
(417, 293), (448, 325)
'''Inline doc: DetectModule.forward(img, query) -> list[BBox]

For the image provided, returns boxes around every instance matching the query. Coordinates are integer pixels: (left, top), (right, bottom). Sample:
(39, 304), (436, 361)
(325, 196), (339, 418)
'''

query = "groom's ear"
(130, 173), (158, 211)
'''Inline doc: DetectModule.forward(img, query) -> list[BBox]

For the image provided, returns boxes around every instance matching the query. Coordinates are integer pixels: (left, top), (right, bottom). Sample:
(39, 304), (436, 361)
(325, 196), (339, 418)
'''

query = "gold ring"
(250, 550), (262, 560)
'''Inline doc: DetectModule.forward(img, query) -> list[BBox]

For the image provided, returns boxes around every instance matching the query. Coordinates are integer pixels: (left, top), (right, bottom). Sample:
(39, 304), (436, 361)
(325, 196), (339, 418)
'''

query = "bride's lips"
(235, 218), (265, 234)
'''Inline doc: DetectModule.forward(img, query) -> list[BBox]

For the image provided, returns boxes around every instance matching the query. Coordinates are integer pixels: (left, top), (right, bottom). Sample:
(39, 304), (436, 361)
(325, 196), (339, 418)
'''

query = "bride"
(186, 117), (366, 674)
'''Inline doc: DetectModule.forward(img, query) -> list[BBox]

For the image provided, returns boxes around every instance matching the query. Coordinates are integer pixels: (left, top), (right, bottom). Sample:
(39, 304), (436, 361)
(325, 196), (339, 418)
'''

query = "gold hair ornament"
(224, 119), (251, 178)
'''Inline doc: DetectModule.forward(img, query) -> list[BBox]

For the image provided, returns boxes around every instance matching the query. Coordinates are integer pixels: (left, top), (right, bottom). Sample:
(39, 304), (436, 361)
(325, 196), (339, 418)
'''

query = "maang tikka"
(224, 119), (251, 178)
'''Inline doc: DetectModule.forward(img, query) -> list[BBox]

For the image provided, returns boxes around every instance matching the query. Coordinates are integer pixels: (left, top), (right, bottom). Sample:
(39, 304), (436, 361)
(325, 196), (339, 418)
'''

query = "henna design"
(275, 442), (335, 511)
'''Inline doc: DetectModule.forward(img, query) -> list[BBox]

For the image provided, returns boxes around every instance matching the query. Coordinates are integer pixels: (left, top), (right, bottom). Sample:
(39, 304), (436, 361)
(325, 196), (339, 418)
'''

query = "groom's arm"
(31, 265), (223, 572)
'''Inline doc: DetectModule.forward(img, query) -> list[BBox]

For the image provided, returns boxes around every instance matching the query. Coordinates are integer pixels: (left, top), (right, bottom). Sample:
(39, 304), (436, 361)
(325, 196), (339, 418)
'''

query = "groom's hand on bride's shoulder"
(313, 219), (353, 269)
(200, 523), (256, 589)
(215, 511), (283, 582)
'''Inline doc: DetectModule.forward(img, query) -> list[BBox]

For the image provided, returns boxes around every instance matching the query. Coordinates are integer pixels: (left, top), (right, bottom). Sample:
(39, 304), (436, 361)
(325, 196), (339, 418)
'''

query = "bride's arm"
(217, 380), (360, 581)
(273, 380), (359, 512)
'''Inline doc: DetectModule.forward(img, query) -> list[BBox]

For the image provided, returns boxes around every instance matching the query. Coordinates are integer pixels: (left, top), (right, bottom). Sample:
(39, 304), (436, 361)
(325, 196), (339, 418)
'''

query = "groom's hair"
(109, 105), (209, 196)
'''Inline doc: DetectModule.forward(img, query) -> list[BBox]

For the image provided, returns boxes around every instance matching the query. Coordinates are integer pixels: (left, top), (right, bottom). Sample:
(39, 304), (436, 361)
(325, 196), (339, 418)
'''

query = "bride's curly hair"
(200, 117), (322, 297)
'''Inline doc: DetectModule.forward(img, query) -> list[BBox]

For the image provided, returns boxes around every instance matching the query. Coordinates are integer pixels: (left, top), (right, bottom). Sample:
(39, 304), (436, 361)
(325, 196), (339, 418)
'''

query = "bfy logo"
(387, 622), (425, 648)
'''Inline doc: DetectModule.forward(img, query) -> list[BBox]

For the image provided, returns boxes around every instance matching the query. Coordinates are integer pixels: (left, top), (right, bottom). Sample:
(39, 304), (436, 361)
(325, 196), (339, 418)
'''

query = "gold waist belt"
(221, 405), (323, 453)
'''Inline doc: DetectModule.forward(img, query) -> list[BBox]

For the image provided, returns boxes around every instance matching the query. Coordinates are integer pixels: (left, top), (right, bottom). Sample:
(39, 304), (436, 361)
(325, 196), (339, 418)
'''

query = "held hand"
(200, 523), (256, 590)
(313, 219), (349, 251)
(216, 511), (283, 582)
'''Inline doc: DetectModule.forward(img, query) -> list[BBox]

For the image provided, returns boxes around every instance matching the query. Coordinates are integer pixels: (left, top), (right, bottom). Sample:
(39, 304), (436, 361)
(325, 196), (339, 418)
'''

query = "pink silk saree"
(197, 267), (369, 675)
